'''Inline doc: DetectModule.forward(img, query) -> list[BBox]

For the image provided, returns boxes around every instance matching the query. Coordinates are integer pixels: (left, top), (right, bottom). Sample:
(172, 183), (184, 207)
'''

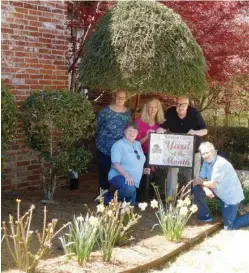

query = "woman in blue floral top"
(96, 90), (131, 191)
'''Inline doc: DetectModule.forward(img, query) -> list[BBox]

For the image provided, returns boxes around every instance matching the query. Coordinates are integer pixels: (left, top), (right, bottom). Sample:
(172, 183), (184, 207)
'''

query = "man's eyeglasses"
(176, 102), (188, 108)
(134, 150), (140, 160)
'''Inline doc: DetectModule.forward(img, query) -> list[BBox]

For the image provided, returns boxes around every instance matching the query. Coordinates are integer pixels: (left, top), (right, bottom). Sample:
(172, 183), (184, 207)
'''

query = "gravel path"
(149, 227), (249, 273)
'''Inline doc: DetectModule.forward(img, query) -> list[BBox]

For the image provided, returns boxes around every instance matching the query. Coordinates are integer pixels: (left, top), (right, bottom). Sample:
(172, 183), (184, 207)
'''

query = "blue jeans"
(97, 149), (111, 190)
(105, 175), (136, 205)
(193, 185), (249, 230)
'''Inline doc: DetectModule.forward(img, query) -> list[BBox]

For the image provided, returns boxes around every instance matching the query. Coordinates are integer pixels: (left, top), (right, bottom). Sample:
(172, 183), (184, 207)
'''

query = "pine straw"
(150, 227), (249, 273)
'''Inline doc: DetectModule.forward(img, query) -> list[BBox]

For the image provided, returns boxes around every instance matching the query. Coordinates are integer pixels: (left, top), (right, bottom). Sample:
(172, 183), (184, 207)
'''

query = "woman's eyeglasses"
(134, 150), (140, 160)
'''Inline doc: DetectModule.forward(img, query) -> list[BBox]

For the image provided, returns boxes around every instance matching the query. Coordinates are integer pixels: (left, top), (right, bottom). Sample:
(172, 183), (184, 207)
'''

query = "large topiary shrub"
(79, 1), (206, 95)
(1, 83), (17, 170)
(20, 91), (96, 201)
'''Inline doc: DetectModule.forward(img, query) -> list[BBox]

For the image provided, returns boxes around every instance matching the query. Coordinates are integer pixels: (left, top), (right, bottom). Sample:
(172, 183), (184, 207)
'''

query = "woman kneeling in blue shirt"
(106, 122), (149, 205)
(193, 141), (249, 230)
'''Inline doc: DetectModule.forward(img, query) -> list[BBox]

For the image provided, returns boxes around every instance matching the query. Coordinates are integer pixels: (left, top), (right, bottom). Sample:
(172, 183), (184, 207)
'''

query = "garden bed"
(1, 174), (222, 273)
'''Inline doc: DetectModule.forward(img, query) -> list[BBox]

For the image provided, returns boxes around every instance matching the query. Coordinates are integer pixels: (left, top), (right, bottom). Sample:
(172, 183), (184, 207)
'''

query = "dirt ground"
(1, 173), (222, 273)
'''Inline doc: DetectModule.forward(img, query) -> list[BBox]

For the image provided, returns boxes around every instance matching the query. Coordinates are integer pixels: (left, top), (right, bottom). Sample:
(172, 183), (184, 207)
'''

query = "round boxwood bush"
(79, 1), (206, 95)
(1, 83), (17, 168)
(20, 91), (96, 200)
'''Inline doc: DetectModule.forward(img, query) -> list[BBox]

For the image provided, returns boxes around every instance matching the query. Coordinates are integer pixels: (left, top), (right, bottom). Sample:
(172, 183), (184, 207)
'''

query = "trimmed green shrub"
(206, 126), (249, 170)
(206, 126), (249, 154)
(1, 83), (17, 169)
(79, 1), (206, 95)
(20, 91), (96, 201)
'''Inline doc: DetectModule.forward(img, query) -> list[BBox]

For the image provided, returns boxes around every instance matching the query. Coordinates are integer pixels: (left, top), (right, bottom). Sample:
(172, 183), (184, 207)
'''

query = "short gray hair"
(199, 142), (215, 153)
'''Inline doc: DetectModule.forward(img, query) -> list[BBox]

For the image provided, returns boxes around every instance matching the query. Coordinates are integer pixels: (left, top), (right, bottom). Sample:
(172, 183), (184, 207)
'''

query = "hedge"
(205, 126), (249, 170)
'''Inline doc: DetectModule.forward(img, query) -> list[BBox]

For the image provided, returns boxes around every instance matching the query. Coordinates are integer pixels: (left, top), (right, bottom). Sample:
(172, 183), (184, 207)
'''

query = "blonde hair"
(141, 98), (165, 124)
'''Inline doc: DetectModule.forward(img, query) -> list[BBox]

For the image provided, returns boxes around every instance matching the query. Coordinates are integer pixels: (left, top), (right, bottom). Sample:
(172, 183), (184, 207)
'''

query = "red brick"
(26, 79), (39, 84)
(14, 18), (29, 25)
(30, 74), (43, 79)
(2, 185), (17, 191)
(57, 75), (68, 80)
(25, 26), (38, 31)
(40, 69), (53, 75)
(1, 44), (9, 50)
(10, 24), (25, 29)
(42, 33), (55, 39)
(39, 16), (52, 22)
(30, 21), (42, 27)
(10, 2), (24, 8)
(39, 48), (52, 54)
(15, 162), (30, 168)
(27, 164), (40, 170)
(38, 6), (52, 12)
(25, 15), (37, 21)
(2, 28), (14, 34)
(30, 85), (42, 89)
(17, 182), (31, 188)
(15, 7), (29, 14)
(27, 175), (40, 180)
(15, 52), (30, 57)
(16, 74), (29, 79)
(24, 3), (38, 10)
(43, 75), (54, 80)
(39, 80), (52, 85)
(29, 10), (43, 16)
(13, 13), (24, 19)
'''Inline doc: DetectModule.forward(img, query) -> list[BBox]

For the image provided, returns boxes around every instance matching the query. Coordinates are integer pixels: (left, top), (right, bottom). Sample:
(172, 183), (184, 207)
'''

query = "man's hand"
(187, 129), (196, 136)
(203, 181), (217, 189)
(156, 127), (166, 134)
(193, 178), (204, 187)
(203, 187), (215, 198)
(124, 174), (134, 185)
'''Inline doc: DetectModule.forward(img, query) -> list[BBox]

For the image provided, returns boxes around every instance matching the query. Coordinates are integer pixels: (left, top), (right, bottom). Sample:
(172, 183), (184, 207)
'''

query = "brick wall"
(1, 1), (68, 191)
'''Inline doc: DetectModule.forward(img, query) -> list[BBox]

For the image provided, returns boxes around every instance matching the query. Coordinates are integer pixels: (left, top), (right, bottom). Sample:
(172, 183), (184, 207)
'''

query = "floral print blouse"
(96, 106), (131, 156)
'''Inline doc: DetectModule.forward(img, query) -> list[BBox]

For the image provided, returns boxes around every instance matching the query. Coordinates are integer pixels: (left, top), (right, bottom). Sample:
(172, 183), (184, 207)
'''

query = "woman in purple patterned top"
(96, 90), (131, 191)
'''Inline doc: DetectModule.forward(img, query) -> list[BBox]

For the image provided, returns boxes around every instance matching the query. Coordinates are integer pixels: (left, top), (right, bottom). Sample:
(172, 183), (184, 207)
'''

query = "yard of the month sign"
(148, 133), (195, 168)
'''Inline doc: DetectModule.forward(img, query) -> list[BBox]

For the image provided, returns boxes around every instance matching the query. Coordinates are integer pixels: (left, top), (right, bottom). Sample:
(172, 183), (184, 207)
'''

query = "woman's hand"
(143, 168), (151, 175)
(147, 129), (156, 136)
(156, 127), (166, 134)
(124, 174), (134, 185)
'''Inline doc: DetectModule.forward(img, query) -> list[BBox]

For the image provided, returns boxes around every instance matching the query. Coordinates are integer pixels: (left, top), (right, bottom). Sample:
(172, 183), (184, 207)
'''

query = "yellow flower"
(16, 199), (21, 203)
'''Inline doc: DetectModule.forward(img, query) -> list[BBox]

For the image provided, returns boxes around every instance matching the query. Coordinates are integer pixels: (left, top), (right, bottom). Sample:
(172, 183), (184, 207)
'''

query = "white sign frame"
(148, 133), (195, 168)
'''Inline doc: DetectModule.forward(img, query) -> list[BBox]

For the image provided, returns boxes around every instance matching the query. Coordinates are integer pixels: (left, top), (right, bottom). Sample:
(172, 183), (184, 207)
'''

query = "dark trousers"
(97, 149), (111, 190)
(136, 154), (156, 201)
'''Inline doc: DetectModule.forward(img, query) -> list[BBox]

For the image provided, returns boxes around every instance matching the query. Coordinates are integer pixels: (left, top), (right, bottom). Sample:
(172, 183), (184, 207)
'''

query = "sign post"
(147, 133), (195, 199)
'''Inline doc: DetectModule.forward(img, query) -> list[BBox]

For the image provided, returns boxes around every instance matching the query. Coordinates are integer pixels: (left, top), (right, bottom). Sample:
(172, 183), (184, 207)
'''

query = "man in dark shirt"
(161, 96), (208, 198)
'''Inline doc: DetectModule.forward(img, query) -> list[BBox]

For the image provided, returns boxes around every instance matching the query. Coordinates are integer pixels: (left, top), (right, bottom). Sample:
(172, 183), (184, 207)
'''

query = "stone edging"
(120, 222), (223, 273)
